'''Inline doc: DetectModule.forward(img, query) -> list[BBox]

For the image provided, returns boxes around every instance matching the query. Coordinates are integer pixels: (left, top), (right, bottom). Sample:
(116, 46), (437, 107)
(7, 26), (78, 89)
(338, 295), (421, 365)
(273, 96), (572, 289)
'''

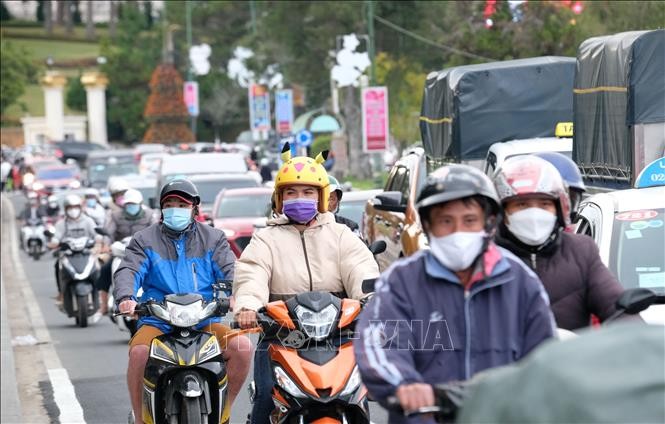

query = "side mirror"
(44, 229), (54, 238)
(362, 278), (377, 294)
(615, 288), (663, 315)
(148, 197), (156, 209)
(368, 240), (387, 256)
(95, 227), (110, 237)
(372, 191), (407, 213)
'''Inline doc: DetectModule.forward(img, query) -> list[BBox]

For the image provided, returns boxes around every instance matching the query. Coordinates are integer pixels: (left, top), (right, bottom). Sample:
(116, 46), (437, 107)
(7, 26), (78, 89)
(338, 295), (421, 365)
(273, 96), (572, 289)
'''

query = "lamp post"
(186, 1), (196, 139)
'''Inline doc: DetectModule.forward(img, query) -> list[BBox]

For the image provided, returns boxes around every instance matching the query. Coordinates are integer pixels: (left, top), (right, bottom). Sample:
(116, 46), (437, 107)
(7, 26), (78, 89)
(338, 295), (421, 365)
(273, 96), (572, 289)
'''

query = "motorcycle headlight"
(340, 365), (362, 396)
(274, 366), (307, 398)
(148, 303), (170, 323)
(32, 182), (44, 191)
(197, 335), (221, 363)
(294, 304), (338, 341)
(165, 300), (203, 327)
(150, 338), (178, 364)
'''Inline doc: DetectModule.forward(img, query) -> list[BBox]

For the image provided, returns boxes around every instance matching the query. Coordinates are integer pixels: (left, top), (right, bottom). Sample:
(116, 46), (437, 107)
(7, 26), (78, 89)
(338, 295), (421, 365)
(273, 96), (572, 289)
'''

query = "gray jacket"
(53, 215), (98, 242)
(104, 206), (158, 242)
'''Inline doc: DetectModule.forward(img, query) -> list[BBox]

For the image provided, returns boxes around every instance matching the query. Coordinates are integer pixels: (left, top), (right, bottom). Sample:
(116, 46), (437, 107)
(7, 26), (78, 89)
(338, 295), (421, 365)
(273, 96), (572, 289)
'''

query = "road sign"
(249, 83), (271, 134)
(275, 89), (294, 134)
(634, 157), (665, 189)
(183, 81), (199, 116)
(296, 130), (313, 147)
(362, 86), (389, 152)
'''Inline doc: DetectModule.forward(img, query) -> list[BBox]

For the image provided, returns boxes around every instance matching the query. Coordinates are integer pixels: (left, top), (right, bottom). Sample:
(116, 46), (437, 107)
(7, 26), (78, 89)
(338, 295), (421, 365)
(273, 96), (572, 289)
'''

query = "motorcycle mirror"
(94, 227), (109, 237)
(362, 278), (377, 294)
(615, 288), (662, 315)
(43, 229), (54, 238)
(368, 240), (387, 256)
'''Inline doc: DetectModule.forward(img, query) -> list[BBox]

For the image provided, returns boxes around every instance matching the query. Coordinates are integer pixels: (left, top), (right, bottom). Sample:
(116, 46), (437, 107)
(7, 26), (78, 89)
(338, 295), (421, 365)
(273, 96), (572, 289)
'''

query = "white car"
(576, 184), (665, 325)
(484, 137), (572, 177)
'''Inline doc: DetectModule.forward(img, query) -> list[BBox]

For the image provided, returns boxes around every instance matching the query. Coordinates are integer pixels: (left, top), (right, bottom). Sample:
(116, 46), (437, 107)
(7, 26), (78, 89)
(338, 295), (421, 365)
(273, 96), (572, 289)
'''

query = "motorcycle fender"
(74, 282), (93, 296)
(172, 371), (205, 398)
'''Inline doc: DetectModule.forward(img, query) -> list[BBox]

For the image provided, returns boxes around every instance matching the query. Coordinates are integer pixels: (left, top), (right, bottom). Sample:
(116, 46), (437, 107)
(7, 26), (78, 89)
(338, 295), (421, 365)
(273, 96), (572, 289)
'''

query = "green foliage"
(310, 134), (332, 157)
(0, 40), (39, 115)
(100, 5), (160, 142)
(65, 73), (86, 112)
(1, 1), (11, 21)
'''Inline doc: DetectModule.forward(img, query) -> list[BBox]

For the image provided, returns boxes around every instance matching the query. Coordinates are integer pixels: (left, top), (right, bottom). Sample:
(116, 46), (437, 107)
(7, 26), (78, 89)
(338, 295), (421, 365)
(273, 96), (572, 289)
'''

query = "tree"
(100, 4), (161, 142)
(1, 1), (11, 21)
(199, 71), (245, 143)
(65, 73), (87, 112)
(43, 0), (53, 35)
(0, 41), (39, 115)
(85, 0), (95, 40)
(143, 64), (194, 144)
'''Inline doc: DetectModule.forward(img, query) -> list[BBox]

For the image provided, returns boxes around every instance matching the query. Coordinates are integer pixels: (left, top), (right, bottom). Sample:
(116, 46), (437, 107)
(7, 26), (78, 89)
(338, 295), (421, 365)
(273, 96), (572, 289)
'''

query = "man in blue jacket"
(354, 164), (556, 423)
(115, 179), (253, 423)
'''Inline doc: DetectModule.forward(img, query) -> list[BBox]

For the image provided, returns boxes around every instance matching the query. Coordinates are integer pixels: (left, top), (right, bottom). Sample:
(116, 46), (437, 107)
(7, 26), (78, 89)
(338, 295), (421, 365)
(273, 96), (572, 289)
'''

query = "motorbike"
(55, 237), (101, 328)
(21, 217), (47, 260)
(123, 282), (233, 424)
(107, 236), (141, 336)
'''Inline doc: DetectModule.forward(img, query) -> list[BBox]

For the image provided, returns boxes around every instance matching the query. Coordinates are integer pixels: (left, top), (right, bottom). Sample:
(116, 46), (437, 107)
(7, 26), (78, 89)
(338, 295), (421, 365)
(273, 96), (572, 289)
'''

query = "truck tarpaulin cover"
(420, 57), (575, 161)
(573, 30), (665, 170)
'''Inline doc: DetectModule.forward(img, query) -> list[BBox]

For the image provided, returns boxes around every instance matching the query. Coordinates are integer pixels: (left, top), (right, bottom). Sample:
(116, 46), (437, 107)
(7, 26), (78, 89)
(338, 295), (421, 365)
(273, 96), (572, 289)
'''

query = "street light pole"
(367, 0), (376, 85)
(186, 1), (196, 138)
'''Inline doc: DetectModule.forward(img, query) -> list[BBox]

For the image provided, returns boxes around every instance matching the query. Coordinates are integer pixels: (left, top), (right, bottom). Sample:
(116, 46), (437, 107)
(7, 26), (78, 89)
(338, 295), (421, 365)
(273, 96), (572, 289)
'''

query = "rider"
(83, 188), (106, 227)
(493, 155), (625, 330)
(94, 188), (157, 317)
(532, 151), (587, 226)
(234, 144), (380, 424)
(48, 194), (99, 306)
(107, 177), (130, 213)
(45, 195), (61, 219)
(20, 192), (48, 250)
(354, 164), (556, 422)
(327, 175), (361, 235)
(114, 179), (253, 424)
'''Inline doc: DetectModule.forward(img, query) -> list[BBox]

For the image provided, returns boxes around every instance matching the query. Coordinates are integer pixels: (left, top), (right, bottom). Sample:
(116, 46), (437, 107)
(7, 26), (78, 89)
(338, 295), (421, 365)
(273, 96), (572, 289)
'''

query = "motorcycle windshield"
(67, 254), (90, 274)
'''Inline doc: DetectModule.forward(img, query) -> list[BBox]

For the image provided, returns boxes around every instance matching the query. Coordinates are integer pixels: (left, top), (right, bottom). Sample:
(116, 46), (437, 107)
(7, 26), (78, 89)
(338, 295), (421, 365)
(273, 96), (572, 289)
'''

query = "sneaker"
(91, 311), (103, 324)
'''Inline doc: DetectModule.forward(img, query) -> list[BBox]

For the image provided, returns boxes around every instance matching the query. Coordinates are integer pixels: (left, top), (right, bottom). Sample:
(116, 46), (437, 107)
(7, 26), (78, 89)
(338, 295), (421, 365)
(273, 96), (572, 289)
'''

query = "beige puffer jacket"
(233, 212), (379, 312)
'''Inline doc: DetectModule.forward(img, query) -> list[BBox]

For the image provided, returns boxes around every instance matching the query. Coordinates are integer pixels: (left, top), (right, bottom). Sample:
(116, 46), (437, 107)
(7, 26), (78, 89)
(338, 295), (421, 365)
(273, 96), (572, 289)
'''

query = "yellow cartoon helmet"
(275, 143), (330, 213)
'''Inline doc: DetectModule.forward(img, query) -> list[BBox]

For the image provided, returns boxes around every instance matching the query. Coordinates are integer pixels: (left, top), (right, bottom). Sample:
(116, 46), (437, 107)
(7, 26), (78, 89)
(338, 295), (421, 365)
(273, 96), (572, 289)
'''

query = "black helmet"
(159, 179), (200, 207)
(416, 164), (501, 222)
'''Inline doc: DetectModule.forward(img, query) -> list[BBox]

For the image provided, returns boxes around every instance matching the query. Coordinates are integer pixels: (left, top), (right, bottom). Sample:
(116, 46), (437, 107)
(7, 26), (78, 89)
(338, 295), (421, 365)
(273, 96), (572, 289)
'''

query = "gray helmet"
(64, 194), (83, 208)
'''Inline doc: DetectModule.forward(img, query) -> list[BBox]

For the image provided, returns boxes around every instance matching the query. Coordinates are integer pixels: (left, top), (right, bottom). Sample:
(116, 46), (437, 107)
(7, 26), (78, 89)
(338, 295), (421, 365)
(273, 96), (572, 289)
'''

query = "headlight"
(197, 335), (221, 363)
(340, 365), (362, 396)
(274, 366), (307, 398)
(294, 304), (338, 341)
(69, 180), (81, 189)
(221, 228), (236, 238)
(32, 182), (44, 191)
(166, 300), (203, 327)
(150, 338), (178, 364)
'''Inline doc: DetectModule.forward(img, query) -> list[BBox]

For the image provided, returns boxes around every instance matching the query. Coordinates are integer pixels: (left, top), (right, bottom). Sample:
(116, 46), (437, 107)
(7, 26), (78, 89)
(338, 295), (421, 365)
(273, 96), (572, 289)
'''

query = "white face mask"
(506, 207), (557, 246)
(66, 207), (81, 220)
(429, 231), (486, 272)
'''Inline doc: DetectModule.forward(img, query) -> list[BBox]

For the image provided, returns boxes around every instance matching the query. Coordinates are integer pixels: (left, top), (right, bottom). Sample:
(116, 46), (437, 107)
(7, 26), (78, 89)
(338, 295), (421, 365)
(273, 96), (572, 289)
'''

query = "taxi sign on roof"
(634, 156), (665, 189)
(555, 122), (573, 138)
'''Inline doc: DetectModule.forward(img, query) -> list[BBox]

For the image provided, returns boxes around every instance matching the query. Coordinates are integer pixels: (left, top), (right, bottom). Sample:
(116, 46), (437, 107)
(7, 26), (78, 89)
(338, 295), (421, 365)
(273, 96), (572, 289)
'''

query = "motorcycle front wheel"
(181, 397), (206, 424)
(77, 295), (88, 328)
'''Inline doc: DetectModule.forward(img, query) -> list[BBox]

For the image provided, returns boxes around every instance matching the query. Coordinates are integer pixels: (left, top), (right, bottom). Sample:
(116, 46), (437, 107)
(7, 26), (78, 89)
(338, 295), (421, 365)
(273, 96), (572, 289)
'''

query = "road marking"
(2, 196), (87, 424)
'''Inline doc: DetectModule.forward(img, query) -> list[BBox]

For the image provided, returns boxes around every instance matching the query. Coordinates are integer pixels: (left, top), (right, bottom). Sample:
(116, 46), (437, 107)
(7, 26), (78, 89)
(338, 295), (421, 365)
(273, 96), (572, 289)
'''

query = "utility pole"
(366, 0), (382, 186)
(250, 1), (257, 35)
(186, 1), (196, 138)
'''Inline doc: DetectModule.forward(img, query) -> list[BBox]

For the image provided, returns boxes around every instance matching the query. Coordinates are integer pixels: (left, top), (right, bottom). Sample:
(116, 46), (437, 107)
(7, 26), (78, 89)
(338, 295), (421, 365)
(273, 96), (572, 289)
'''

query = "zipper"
(299, 232), (314, 291)
(192, 262), (198, 291)
(530, 253), (537, 270)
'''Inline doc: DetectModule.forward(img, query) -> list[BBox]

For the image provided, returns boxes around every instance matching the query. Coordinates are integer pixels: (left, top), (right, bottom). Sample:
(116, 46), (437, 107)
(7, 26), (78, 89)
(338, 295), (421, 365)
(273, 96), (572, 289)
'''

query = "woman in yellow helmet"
(233, 143), (380, 424)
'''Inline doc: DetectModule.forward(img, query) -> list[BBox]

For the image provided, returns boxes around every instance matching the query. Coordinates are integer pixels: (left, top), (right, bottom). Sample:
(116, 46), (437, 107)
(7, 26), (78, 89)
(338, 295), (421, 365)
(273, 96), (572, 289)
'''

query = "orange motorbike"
(237, 290), (372, 424)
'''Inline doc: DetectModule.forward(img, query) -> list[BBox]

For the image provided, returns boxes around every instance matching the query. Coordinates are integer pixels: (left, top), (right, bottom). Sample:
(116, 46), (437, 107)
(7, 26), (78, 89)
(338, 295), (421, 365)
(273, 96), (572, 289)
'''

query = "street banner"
(362, 86), (389, 152)
(184, 81), (199, 116)
(275, 89), (294, 134)
(249, 83), (271, 133)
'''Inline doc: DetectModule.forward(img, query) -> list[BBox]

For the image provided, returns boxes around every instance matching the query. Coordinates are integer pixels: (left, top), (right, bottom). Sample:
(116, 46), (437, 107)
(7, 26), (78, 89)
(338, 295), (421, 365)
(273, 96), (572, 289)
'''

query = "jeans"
(95, 260), (113, 292)
(251, 340), (275, 424)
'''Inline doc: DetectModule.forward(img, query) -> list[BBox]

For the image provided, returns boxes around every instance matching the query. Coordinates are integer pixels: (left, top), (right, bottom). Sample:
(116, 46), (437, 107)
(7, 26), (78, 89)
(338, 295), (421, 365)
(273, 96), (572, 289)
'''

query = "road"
(2, 193), (388, 424)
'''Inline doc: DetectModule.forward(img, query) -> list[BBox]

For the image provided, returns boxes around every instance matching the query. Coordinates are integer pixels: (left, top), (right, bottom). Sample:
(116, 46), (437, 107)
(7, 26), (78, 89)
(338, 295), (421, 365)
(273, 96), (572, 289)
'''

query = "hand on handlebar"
(235, 309), (258, 329)
(396, 383), (435, 415)
(119, 299), (138, 319)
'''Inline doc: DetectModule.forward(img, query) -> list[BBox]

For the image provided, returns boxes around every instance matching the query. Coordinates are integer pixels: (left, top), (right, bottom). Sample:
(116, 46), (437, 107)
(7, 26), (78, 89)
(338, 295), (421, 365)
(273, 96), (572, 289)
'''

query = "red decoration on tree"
(143, 64), (194, 144)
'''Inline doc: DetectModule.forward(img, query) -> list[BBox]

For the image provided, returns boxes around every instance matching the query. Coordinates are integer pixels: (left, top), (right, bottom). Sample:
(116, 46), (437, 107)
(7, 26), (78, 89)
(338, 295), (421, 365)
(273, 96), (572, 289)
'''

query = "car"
(576, 183), (665, 325)
(85, 149), (139, 189)
(30, 165), (81, 195)
(50, 141), (108, 166)
(212, 187), (273, 257)
(133, 143), (167, 160)
(337, 189), (383, 228)
(186, 173), (262, 218)
(109, 174), (158, 205)
(138, 152), (166, 176)
(483, 137), (573, 177)
(363, 147), (429, 271)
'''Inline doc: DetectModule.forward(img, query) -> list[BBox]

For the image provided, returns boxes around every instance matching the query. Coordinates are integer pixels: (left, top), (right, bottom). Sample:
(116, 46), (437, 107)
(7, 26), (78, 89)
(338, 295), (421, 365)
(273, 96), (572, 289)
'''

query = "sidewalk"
(1, 194), (23, 423)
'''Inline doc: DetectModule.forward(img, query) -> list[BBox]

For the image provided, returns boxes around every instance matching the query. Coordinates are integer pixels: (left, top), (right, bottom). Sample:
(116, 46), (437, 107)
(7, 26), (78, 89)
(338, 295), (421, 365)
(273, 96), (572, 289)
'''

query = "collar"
(160, 220), (196, 240)
(267, 211), (335, 228)
(424, 242), (507, 288)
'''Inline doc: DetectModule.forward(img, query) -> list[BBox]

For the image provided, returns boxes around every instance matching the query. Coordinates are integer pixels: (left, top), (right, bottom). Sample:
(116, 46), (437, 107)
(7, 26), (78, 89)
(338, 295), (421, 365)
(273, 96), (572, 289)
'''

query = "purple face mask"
(282, 198), (318, 224)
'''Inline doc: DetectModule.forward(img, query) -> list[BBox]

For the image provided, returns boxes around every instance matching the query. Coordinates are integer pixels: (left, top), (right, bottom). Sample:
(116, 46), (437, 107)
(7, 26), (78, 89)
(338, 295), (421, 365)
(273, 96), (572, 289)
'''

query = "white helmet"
(123, 188), (143, 205)
(64, 194), (83, 208)
(84, 188), (99, 199)
(108, 178), (130, 195)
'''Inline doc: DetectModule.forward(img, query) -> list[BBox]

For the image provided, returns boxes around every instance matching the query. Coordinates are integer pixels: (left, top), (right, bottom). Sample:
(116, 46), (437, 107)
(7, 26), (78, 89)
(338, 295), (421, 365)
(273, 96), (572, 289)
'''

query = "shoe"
(55, 300), (65, 313)
(91, 311), (103, 324)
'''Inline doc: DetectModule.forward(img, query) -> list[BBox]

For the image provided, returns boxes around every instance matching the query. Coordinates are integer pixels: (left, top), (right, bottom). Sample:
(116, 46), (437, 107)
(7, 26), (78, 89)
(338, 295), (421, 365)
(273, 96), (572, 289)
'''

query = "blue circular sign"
(296, 130), (313, 147)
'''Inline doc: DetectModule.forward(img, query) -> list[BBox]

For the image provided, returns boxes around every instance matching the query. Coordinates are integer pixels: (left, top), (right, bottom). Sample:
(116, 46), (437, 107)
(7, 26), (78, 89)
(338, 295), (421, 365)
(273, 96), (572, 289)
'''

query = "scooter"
(107, 236), (140, 336)
(55, 237), (101, 328)
(22, 217), (47, 260)
(124, 282), (233, 424)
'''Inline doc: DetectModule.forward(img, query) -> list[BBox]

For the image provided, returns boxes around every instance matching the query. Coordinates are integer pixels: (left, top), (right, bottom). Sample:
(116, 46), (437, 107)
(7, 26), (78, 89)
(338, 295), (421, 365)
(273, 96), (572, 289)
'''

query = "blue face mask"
(124, 203), (141, 216)
(162, 207), (192, 231)
(86, 199), (97, 208)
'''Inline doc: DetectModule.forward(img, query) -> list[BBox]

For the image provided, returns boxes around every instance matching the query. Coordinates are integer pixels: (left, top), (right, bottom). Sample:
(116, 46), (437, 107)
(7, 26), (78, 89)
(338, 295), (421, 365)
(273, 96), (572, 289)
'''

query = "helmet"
(532, 152), (586, 192)
(64, 194), (83, 209)
(27, 191), (38, 200)
(328, 175), (343, 200)
(123, 188), (143, 205)
(108, 178), (130, 195)
(493, 155), (571, 228)
(416, 164), (501, 225)
(159, 179), (200, 207)
(84, 188), (99, 199)
(47, 195), (58, 204)
(274, 143), (330, 213)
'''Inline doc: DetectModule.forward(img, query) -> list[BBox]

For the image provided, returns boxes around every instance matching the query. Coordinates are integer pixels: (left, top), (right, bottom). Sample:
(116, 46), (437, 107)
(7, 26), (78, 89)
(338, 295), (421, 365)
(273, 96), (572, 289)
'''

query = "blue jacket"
(113, 221), (235, 332)
(354, 245), (556, 424)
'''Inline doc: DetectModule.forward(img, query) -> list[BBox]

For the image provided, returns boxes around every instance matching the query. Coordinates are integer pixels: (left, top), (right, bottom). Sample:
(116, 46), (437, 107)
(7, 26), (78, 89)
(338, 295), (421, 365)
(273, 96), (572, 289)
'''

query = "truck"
(573, 29), (665, 191)
(419, 56), (576, 169)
